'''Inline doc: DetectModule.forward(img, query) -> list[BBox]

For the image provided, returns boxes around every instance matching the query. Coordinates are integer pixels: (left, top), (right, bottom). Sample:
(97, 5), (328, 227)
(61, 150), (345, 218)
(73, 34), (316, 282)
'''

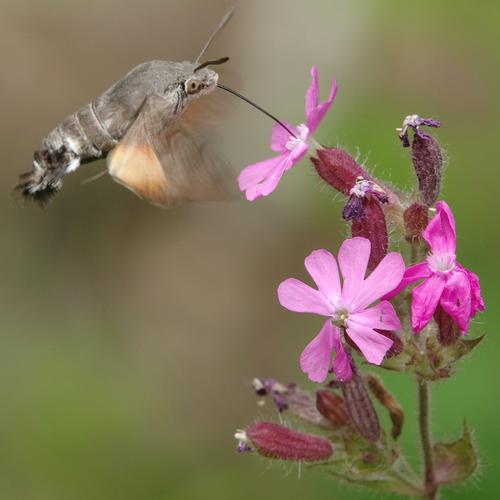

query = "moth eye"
(185, 79), (201, 94)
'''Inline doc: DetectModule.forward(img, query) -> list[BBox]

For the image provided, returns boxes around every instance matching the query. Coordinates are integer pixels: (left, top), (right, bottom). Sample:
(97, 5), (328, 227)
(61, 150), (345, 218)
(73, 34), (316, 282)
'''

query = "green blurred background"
(0, 0), (498, 498)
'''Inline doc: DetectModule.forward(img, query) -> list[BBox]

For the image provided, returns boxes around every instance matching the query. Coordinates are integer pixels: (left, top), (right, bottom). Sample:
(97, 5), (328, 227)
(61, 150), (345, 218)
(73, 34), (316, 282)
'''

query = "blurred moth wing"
(107, 93), (237, 208)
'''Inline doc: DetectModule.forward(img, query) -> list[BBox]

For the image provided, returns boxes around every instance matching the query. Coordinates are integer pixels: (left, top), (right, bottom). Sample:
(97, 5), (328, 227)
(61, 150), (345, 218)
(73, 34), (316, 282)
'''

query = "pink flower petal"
(349, 252), (406, 311)
(463, 266), (485, 315)
(299, 320), (336, 383)
(338, 237), (371, 307)
(383, 261), (432, 300)
(238, 154), (286, 190)
(270, 122), (296, 152)
(304, 249), (341, 305)
(344, 322), (393, 365)
(423, 201), (456, 256)
(305, 66), (338, 135)
(348, 301), (401, 331)
(331, 326), (352, 381)
(239, 153), (290, 201)
(456, 263), (485, 317)
(411, 273), (446, 332)
(278, 278), (334, 316)
(440, 269), (472, 333)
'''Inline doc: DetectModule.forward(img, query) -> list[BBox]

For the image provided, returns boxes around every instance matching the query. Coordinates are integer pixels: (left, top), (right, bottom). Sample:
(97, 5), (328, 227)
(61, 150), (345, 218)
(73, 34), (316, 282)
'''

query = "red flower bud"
(412, 134), (443, 206)
(351, 197), (388, 271)
(316, 390), (350, 427)
(311, 148), (372, 195)
(397, 115), (443, 206)
(404, 203), (429, 243)
(245, 422), (333, 462)
(341, 369), (381, 442)
(434, 304), (460, 346)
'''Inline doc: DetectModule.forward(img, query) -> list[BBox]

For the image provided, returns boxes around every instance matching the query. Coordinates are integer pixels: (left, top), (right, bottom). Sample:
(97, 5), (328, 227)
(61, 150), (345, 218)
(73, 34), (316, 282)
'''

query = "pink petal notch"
(304, 249), (341, 305)
(305, 65), (338, 135)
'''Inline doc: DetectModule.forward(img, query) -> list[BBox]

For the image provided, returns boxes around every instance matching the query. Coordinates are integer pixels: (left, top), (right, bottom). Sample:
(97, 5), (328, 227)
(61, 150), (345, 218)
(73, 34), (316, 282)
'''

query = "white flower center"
(332, 308), (350, 327)
(285, 123), (310, 151)
(427, 252), (456, 273)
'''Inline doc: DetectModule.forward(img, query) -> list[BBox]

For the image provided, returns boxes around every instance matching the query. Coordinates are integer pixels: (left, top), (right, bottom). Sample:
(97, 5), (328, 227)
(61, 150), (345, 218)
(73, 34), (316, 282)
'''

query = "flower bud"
(398, 115), (443, 206)
(341, 369), (381, 442)
(311, 148), (373, 195)
(242, 421), (333, 462)
(351, 197), (388, 271)
(434, 304), (460, 346)
(366, 374), (404, 439)
(316, 390), (350, 427)
(403, 203), (429, 243)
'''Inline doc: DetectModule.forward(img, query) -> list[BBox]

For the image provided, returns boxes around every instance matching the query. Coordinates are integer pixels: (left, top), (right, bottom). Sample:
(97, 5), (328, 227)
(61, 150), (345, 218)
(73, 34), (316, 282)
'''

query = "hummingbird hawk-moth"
(17, 9), (236, 208)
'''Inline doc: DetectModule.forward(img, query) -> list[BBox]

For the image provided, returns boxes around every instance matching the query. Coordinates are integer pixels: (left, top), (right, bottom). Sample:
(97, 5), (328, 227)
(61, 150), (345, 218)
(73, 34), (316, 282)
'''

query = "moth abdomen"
(17, 100), (125, 204)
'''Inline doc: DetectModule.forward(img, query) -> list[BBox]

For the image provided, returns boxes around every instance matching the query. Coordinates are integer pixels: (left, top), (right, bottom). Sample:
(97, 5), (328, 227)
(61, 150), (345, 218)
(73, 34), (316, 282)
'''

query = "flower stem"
(418, 377), (438, 499)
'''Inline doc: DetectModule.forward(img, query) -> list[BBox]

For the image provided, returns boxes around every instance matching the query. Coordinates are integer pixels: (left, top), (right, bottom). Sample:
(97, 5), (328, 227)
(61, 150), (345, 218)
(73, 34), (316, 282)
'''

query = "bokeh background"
(0, 0), (498, 498)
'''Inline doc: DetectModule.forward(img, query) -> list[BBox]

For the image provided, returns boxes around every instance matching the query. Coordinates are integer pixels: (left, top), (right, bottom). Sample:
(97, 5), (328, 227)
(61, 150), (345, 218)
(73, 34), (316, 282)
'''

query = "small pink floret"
(238, 66), (338, 201)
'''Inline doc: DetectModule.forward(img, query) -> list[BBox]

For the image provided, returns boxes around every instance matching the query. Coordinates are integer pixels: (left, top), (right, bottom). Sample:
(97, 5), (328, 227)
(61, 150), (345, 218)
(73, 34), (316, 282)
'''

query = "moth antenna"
(195, 7), (234, 63)
(217, 84), (297, 138)
(194, 56), (229, 73)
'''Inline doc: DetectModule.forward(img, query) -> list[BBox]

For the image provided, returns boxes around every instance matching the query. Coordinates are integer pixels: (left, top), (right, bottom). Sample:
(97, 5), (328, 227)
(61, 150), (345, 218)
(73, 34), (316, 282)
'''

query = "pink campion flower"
(277, 237), (405, 383)
(386, 201), (485, 333)
(238, 65), (337, 201)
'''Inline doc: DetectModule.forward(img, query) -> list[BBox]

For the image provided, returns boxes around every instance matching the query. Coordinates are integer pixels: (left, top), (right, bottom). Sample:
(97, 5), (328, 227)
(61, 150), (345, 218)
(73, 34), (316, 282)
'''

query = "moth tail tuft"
(14, 170), (62, 206)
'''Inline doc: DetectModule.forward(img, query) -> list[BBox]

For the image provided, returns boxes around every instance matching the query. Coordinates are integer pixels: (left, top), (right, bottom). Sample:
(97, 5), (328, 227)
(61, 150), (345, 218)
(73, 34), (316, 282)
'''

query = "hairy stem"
(418, 378), (437, 499)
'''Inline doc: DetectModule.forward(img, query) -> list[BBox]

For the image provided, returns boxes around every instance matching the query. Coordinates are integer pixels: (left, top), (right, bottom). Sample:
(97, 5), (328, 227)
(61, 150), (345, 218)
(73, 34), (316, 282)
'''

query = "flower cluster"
(235, 66), (485, 498)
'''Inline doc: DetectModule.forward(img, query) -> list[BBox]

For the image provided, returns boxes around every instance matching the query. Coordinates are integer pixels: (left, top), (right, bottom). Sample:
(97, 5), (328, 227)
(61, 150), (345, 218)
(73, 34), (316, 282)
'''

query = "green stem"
(418, 378), (438, 499)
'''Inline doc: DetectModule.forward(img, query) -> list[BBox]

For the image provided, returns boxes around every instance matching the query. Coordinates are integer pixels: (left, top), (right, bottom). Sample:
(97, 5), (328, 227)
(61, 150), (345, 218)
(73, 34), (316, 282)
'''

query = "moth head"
(183, 56), (229, 99)
(183, 68), (218, 98)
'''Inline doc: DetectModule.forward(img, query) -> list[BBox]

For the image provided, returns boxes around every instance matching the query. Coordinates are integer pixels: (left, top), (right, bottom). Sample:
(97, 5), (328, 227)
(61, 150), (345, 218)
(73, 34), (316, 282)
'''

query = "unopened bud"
(366, 374), (404, 439)
(351, 197), (388, 271)
(404, 203), (429, 243)
(434, 304), (460, 346)
(311, 148), (373, 195)
(398, 115), (443, 206)
(243, 421), (333, 462)
(341, 369), (381, 442)
(316, 390), (350, 427)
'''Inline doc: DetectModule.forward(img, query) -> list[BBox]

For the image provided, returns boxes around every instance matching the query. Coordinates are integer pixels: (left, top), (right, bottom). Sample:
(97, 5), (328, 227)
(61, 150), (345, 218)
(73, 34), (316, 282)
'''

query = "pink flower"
(277, 237), (405, 383)
(238, 66), (338, 201)
(387, 201), (485, 333)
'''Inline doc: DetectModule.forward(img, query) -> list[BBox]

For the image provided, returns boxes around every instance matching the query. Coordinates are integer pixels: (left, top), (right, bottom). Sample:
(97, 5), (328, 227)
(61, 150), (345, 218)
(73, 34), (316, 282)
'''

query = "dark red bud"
(246, 421), (333, 462)
(311, 148), (373, 195)
(404, 203), (429, 243)
(351, 197), (388, 271)
(412, 134), (443, 206)
(434, 304), (460, 346)
(316, 390), (350, 427)
(341, 370), (381, 442)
